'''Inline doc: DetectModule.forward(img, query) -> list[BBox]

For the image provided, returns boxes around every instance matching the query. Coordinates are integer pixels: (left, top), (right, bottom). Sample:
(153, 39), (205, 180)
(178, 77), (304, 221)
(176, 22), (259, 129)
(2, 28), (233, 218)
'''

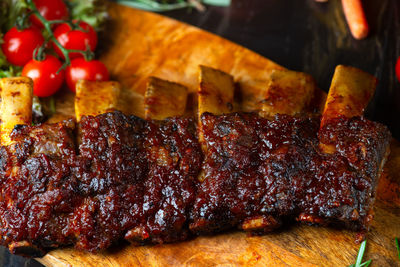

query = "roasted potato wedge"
(198, 65), (234, 118)
(0, 77), (33, 145)
(320, 65), (377, 127)
(75, 80), (121, 121)
(259, 69), (317, 117)
(144, 77), (188, 120)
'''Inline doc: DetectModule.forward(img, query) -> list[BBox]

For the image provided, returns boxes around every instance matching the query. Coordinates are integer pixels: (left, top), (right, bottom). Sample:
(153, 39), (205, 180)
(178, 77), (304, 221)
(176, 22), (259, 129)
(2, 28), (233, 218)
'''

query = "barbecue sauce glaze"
(0, 111), (391, 255)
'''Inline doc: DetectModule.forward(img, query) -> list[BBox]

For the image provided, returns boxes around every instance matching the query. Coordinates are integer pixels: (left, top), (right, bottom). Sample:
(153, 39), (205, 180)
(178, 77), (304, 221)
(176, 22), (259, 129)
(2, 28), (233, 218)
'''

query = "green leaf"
(361, 259), (372, 267)
(348, 240), (372, 267)
(355, 240), (367, 267)
(0, 0), (28, 32)
(0, 65), (22, 79)
(115, 0), (190, 12)
(348, 259), (371, 267)
(114, 0), (231, 12)
(396, 237), (400, 261)
(68, 0), (108, 31)
(203, 0), (230, 6)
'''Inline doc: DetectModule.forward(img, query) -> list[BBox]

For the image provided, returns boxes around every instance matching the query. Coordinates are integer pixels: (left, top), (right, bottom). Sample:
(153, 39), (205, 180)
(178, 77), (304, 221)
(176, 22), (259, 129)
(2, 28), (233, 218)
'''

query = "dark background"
(161, 0), (400, 139)
(1, 0), (399, 266)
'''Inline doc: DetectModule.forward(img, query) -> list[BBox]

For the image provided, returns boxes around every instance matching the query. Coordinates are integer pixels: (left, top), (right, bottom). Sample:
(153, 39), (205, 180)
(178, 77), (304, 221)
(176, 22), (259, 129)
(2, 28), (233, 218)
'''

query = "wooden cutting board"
(37, 3), (400, 266)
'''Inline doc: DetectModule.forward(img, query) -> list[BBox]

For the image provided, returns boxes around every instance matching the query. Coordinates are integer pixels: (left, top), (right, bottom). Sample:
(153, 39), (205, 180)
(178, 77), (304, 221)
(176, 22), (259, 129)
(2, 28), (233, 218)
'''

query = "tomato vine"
(26, 0), (94, 72)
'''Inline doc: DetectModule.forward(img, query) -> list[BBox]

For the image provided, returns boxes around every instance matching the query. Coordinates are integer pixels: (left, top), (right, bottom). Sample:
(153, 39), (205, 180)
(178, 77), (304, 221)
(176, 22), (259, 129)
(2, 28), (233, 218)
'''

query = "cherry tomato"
(22, 55), (65, 97)
(66, 58), (109, 92)
(53, 21), (98, 59)
(30, 0), (69, 28)
(396, 56), (400, 82)
(1, 26), (44, 66)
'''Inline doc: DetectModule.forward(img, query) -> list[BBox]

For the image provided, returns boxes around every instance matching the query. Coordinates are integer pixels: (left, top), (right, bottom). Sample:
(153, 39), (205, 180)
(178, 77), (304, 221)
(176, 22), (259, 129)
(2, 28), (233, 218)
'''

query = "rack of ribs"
(0, 66), (391, 256)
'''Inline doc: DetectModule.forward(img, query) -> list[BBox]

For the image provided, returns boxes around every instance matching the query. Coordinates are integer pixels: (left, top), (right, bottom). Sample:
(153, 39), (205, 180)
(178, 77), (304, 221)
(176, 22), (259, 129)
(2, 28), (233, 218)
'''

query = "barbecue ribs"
(0, 111), (391, 256)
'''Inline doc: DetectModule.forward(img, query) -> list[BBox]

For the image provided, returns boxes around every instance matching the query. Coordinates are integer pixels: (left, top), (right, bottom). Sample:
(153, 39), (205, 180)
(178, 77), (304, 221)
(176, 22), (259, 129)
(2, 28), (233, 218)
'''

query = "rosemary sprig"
(203, 0), (230, 6)
(115, 0), (197, 11)
(114, 0), (230, 12)
(396, 237), (400, 261)
(355, 240), (368, 267)
(348, 240), (372, 267)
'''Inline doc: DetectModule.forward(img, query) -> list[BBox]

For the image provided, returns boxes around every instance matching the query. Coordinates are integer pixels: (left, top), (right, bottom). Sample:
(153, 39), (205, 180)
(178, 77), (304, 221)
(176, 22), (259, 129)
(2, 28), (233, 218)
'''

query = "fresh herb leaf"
(0, 0), (28, 32)
(114, 0), (230, 12)
(68, 0), (108, 31)
(396, 237), (400, 261)
(348, 240), (372, 267)
(349, 259), (372, 267)
(356, 240), (367, 267)
(115, 0), (192, 12)
(361, 259), (372, 267)
(203, 0), (230, 6)
(0, 65), (22, 79)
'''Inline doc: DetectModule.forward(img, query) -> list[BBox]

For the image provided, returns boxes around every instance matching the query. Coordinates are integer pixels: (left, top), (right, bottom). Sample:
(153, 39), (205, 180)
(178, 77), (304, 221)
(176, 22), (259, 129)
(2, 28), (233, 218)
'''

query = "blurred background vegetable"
(114, 0), (231, 12)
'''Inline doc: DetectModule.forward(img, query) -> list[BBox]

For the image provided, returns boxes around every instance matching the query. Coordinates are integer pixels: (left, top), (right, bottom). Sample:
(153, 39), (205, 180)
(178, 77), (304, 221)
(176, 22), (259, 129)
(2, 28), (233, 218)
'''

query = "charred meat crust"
(0, 111), (391, 255)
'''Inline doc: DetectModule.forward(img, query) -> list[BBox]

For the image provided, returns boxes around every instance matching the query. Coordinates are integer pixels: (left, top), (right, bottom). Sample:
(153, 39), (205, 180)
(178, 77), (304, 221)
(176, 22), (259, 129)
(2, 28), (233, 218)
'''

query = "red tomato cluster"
(1, 0), (109, 97)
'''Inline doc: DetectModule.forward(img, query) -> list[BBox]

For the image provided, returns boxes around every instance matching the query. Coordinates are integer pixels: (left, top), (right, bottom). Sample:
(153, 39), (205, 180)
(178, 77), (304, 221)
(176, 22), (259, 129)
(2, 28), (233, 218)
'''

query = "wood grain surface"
(37, 3), (400, 266)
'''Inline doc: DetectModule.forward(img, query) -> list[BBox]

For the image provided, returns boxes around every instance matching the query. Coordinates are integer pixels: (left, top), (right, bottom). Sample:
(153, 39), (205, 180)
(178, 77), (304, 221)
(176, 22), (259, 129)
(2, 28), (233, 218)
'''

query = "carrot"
(341, 0), (369, 40)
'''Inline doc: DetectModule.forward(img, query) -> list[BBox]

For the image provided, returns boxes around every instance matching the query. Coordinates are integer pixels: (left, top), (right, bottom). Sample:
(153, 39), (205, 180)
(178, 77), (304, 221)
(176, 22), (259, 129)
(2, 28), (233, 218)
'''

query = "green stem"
(48, 20), (87, 32)
(47, 19), (70, 25)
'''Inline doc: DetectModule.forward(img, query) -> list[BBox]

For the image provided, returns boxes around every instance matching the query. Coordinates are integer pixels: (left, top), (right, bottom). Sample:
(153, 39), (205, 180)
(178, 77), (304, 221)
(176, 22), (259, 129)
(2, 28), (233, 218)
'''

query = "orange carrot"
(341, 0), (369, 40)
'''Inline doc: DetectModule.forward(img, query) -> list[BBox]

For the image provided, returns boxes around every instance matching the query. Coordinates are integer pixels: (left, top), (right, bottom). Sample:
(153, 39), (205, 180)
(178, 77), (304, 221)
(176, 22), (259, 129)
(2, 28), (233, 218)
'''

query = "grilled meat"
(191, 113), (390, 234)
(0, 111), (391, 256)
